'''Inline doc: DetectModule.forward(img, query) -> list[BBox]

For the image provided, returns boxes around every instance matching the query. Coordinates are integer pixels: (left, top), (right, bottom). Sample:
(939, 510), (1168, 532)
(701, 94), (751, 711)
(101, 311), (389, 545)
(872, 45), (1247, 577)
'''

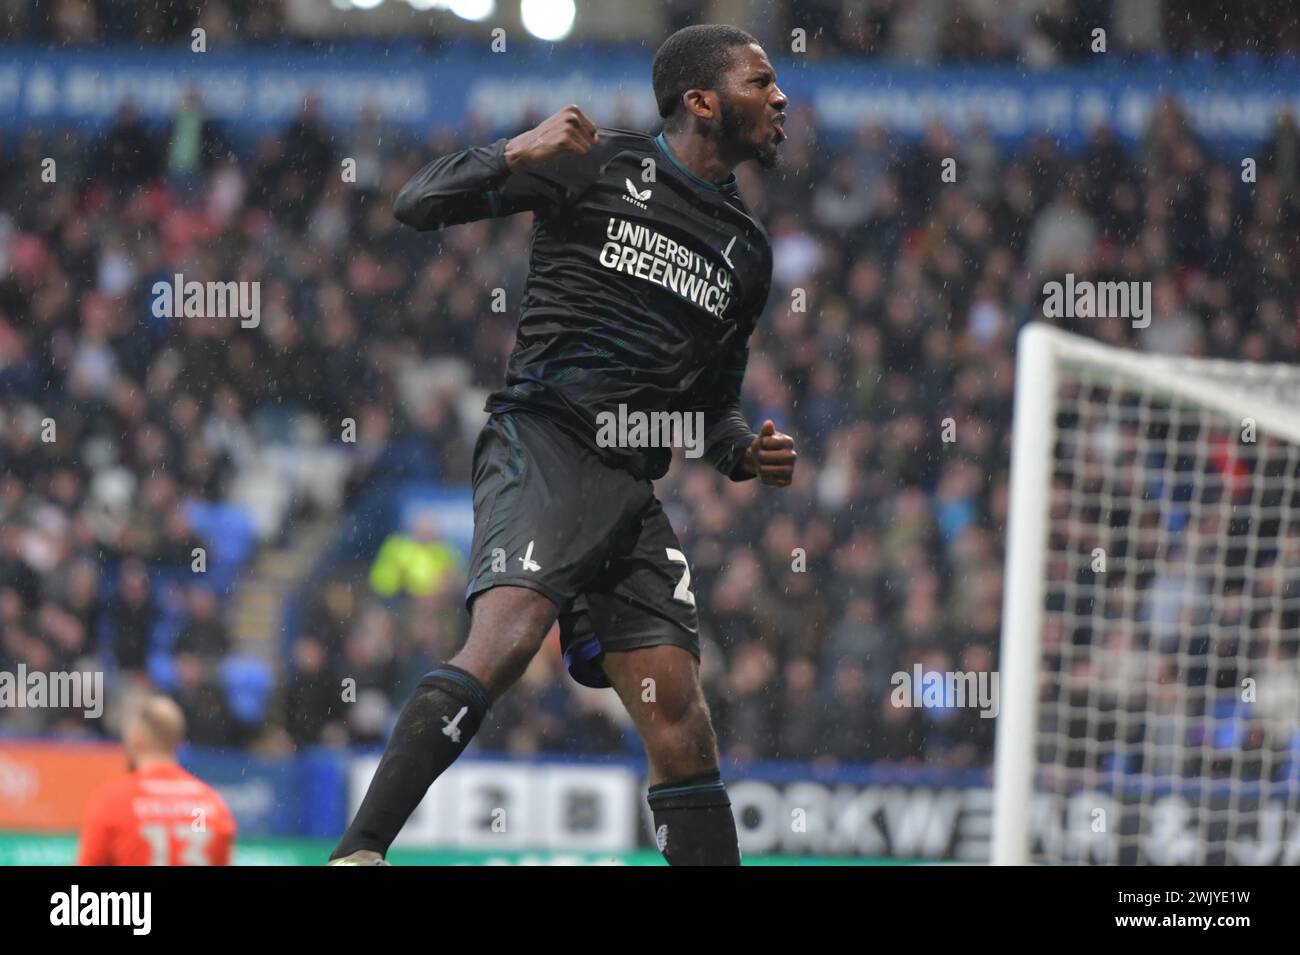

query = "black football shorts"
(464, 410), (700, 688)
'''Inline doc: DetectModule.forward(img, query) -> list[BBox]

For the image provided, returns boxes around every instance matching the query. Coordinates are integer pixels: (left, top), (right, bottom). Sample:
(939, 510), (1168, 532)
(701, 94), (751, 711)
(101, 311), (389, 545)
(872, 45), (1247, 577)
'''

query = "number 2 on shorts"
(665, 548), (696, 607)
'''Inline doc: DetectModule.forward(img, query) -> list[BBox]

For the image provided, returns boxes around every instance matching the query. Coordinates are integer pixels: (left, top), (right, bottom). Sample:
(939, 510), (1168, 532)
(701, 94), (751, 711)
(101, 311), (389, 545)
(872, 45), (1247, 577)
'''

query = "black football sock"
(331, 665), (491, 859)
(647, 770), (741, 866)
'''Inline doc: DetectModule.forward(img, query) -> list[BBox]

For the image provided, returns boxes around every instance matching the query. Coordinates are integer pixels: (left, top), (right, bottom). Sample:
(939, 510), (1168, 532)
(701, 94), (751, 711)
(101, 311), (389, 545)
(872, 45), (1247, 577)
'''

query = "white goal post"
(993, 322), (1300, 865)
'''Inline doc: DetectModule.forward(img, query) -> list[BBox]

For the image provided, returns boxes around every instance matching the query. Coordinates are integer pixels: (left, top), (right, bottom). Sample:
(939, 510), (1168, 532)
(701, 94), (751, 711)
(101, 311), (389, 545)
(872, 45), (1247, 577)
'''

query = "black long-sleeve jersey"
(393, 127), (773, 482)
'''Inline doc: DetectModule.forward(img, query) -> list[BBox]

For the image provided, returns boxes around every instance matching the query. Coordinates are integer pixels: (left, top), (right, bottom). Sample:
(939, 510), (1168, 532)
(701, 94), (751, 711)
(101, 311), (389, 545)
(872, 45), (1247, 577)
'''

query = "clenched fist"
(739, 420), (797, 487)
(505, 105), (598, 171)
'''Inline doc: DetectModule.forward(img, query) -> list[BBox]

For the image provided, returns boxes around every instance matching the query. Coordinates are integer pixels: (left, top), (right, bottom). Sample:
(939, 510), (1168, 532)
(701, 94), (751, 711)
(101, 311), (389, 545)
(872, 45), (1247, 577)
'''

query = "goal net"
(993, 323), (1300, 865)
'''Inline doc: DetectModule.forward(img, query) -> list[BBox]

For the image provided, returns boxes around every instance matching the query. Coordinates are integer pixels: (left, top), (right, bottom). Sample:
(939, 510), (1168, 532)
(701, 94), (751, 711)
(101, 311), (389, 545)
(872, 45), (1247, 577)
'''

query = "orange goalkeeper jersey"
(76, 762), (237, 866)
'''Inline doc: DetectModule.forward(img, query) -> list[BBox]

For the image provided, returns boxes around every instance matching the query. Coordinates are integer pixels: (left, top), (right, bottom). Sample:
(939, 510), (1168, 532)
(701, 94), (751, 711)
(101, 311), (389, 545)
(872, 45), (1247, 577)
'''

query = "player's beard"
(718, 97), (781, 170)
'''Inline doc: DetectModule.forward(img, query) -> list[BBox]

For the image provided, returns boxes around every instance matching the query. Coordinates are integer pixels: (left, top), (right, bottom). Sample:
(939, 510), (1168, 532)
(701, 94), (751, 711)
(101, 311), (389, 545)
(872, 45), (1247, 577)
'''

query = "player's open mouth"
(772, 119), (786, 143)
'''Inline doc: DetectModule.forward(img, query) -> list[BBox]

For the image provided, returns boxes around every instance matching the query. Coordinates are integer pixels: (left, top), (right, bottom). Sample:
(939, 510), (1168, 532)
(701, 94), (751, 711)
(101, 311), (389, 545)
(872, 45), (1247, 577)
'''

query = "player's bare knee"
(455, 586), (559, 694)
(643, 696), (718, 779)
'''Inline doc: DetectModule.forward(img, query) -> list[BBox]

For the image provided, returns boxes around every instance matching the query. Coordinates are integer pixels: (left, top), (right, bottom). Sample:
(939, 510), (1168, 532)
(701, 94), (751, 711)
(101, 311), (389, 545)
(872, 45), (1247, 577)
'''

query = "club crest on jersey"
(623, 177), (652, 210)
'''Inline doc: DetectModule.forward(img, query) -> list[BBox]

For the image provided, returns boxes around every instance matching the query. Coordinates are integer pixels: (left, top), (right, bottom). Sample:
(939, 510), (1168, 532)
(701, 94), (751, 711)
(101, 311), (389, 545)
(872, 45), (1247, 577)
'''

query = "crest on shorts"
(655, 824), (669, 851)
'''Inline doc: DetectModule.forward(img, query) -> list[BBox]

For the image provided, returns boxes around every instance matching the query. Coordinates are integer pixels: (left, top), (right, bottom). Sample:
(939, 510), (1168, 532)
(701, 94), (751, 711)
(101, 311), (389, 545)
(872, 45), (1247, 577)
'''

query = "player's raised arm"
(393, 104), (599, 230)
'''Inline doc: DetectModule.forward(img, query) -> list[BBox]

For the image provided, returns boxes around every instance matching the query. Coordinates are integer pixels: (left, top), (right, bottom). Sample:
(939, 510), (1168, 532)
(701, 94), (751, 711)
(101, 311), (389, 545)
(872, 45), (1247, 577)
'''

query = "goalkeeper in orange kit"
(77, 696), (237, 866)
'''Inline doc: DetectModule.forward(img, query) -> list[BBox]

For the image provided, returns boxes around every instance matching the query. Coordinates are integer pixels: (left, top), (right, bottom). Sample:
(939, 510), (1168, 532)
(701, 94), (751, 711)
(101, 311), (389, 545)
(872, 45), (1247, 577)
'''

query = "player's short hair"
(134, 695), (186, 752)
(652, 24), (760, 131)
